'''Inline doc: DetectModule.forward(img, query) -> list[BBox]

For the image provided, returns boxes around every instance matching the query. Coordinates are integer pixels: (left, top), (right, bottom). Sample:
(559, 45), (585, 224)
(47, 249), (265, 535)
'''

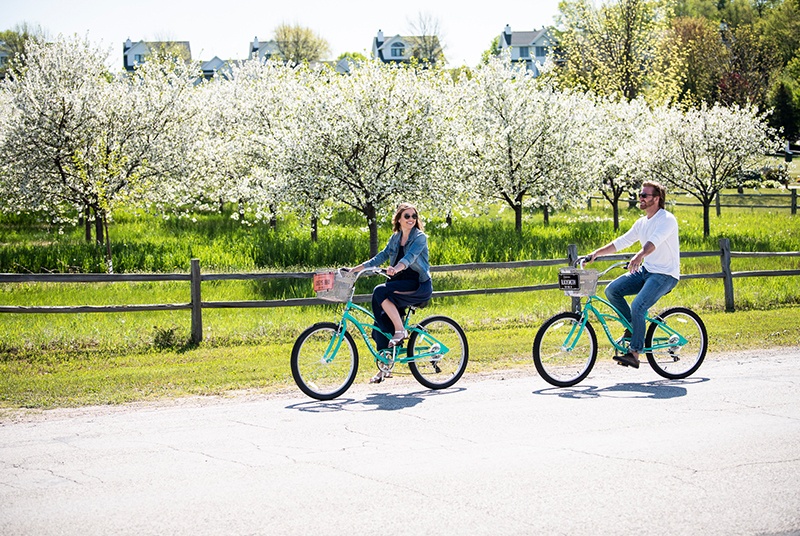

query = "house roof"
(124, 40), (192, 61)
(501, 27), (549, 48)
(372, 33), (443, 62)
(250, 37), (279, 59)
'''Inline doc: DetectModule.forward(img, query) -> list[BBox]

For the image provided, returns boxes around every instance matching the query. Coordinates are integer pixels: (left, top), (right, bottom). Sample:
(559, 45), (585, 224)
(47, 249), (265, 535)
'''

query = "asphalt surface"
(1, 348), (799, 536)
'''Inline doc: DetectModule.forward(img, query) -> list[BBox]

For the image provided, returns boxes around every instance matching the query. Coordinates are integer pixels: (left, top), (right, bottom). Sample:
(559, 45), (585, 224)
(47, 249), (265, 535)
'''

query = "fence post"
(792, 187), (797, 216)
(715, 192), (721, 217)
(567, 244), (581, 313)
(719, 238), (735, 312)
(191, 259), (203, 344)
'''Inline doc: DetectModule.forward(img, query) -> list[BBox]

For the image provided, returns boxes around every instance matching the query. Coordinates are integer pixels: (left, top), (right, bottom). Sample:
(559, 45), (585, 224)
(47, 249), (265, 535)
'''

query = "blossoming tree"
(284, 60), (448, 256)
(456, 57), (598, 232)
(593, 97), (654, 230)
(0, 35), (198, 271)
(646, 102), (780, 237)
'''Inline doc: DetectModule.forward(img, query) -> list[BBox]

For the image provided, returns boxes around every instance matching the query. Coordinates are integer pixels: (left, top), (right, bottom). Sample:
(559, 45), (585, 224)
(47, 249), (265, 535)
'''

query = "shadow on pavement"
(533, 377), (710, 399)
(285, 386), (466, 412)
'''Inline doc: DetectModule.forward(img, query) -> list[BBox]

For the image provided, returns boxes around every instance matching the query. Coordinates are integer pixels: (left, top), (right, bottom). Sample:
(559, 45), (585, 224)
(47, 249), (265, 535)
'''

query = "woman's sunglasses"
(403, 213), (418, 220)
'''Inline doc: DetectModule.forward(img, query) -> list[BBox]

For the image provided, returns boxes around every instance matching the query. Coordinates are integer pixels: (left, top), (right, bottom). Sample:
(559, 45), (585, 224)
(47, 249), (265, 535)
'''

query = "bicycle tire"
(645, 307), (707, 380)
(533, 312), (597, 387)
(291, 322), (358, 400)
(407, 315), (469, 390)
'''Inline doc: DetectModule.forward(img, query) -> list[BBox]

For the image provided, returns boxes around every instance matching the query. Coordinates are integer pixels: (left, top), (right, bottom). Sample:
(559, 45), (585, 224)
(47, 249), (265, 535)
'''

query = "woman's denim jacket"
(363, 227), (431, 283)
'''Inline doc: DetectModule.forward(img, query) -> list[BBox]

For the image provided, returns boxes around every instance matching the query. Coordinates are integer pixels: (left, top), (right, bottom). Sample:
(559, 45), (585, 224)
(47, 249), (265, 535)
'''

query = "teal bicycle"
(291, 267), (469, 400)
(532, 258), (707, 387)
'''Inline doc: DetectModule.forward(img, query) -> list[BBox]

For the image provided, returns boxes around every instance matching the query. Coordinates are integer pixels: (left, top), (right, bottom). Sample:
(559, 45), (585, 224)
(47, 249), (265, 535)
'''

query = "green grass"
(0, 195), (799, 409)
(1, 304), (798, 409)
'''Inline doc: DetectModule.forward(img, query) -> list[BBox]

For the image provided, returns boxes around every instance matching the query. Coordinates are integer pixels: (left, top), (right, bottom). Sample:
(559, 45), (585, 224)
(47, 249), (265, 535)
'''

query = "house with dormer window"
(249, 36), (280, 61)
(499, 24), (552, 76)
(123, 38), (192, 71)
(372, 30), (443, 65)
(201, 56), (232, 80)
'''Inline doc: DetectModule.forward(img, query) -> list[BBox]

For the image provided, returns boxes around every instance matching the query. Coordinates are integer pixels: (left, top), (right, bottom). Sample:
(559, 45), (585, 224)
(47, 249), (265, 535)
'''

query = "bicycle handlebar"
(575, 257), (630, 277)
(341, 266), (389, 282)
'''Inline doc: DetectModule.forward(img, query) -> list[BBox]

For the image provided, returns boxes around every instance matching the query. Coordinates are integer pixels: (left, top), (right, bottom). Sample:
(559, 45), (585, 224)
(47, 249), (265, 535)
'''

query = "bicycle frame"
(319, 270), (452, 366)
(562, 261), (690, 354)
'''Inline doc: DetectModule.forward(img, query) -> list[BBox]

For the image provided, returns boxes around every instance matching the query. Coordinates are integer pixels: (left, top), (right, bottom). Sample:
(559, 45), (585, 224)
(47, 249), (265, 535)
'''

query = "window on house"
(518, 46), (529, 59)
(391, 44), (405, 58)
(134, 54), (145, 64)
(535, 46), (548, 57)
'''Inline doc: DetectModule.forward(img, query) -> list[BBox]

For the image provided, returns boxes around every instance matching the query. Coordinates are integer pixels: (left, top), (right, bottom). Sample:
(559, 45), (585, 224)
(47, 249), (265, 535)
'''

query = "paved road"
(1, 348), (799, 536)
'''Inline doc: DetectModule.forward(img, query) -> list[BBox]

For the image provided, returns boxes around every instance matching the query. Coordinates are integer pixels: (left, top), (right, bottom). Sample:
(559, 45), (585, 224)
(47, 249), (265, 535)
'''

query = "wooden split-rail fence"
(1, 239), (799, 344)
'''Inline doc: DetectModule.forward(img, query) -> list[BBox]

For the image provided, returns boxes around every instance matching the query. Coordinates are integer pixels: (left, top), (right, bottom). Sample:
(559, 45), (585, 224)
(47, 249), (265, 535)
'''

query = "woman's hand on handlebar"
(348, 266), (388, 277)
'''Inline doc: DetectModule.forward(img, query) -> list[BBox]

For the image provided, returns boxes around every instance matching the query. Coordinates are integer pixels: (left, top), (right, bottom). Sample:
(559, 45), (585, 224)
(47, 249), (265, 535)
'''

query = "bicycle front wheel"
(645, 307), (707, 379)
(291, 322), (358, 400)
(407, 315), (469, 390)
(533, 312), (597, 387)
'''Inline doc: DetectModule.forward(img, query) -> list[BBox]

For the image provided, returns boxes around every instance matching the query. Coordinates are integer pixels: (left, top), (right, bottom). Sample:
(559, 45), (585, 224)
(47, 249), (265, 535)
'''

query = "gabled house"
(123, 38), (192, 71)
(201, 56), (232, 80)
(499, 24), (551, 75)
(249, 36), (280, 61)
(0, 42), (9, 68)
(0, 42), (10, 79)
(371, 30), (443, 65)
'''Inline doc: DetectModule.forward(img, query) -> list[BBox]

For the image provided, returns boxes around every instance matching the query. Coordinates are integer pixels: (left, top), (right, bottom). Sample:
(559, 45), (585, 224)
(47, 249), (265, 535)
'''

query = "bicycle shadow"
(533, 377), (710, 400)
(286, 386), (466, 413)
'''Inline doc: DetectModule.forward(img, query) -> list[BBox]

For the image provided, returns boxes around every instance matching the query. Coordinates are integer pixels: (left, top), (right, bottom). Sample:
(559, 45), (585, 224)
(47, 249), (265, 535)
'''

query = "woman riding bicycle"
(352, 202), (433, 365)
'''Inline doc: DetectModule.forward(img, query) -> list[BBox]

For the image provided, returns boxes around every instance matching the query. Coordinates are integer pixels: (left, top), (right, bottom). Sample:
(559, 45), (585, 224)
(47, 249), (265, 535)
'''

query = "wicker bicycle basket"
(313, 270), (358, 303)
(558, 268), (600, 297)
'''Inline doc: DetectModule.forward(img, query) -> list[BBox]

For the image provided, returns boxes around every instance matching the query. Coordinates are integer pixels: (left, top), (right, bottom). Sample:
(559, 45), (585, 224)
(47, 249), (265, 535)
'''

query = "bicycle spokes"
(533, 312), (598, 387)
(407, 316), (469, 390)
(645, 307), (707, 380)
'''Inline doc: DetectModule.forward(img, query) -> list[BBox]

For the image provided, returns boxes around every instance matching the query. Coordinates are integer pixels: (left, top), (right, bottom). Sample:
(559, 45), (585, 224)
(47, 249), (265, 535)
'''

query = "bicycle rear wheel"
(533, 312), (597, 387)
(407, 316), (469, 390)
(645, 307), (707, 379)
(291, 322), (358, 400)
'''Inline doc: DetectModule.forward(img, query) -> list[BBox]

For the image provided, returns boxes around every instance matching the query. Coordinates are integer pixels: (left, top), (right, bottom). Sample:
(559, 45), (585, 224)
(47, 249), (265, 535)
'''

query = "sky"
(2, 0), (561, 68)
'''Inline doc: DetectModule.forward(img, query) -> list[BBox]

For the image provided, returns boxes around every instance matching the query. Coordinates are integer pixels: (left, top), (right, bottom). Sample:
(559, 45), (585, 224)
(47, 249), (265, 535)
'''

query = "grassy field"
(1, 191), (799, 409)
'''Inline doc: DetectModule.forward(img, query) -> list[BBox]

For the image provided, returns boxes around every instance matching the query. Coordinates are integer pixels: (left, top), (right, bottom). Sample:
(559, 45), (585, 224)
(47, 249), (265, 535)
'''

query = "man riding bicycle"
(585, 180), (680, 368)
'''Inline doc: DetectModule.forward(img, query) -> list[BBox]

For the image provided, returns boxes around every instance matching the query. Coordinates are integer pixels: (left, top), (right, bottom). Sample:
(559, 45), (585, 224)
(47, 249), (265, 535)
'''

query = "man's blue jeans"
(604, 268), (678, 353)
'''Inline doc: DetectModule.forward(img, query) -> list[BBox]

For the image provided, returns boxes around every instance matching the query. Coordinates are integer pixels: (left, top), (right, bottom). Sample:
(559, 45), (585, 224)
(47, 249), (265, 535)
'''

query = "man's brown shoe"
(613, 352), (640, 368)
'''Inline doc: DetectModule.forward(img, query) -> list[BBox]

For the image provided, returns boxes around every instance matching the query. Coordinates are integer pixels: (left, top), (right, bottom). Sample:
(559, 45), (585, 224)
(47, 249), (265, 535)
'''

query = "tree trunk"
(99, 210), (114, 274)
(543, 206), (550, 226)
(703, 202), (711, 238)
(612, 199), (620, 231)
(310, 214), (318, 242)
(514, 204), (523, 233)
(366, 203), (379, 257)
(94, 207), (104, 246)
(84, 205), (92, 243)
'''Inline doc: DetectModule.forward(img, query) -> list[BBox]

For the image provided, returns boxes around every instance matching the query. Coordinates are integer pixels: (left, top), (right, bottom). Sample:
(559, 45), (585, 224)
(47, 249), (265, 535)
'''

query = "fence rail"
(590, 188), (799, 214)
(1, 238), (799, 344)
